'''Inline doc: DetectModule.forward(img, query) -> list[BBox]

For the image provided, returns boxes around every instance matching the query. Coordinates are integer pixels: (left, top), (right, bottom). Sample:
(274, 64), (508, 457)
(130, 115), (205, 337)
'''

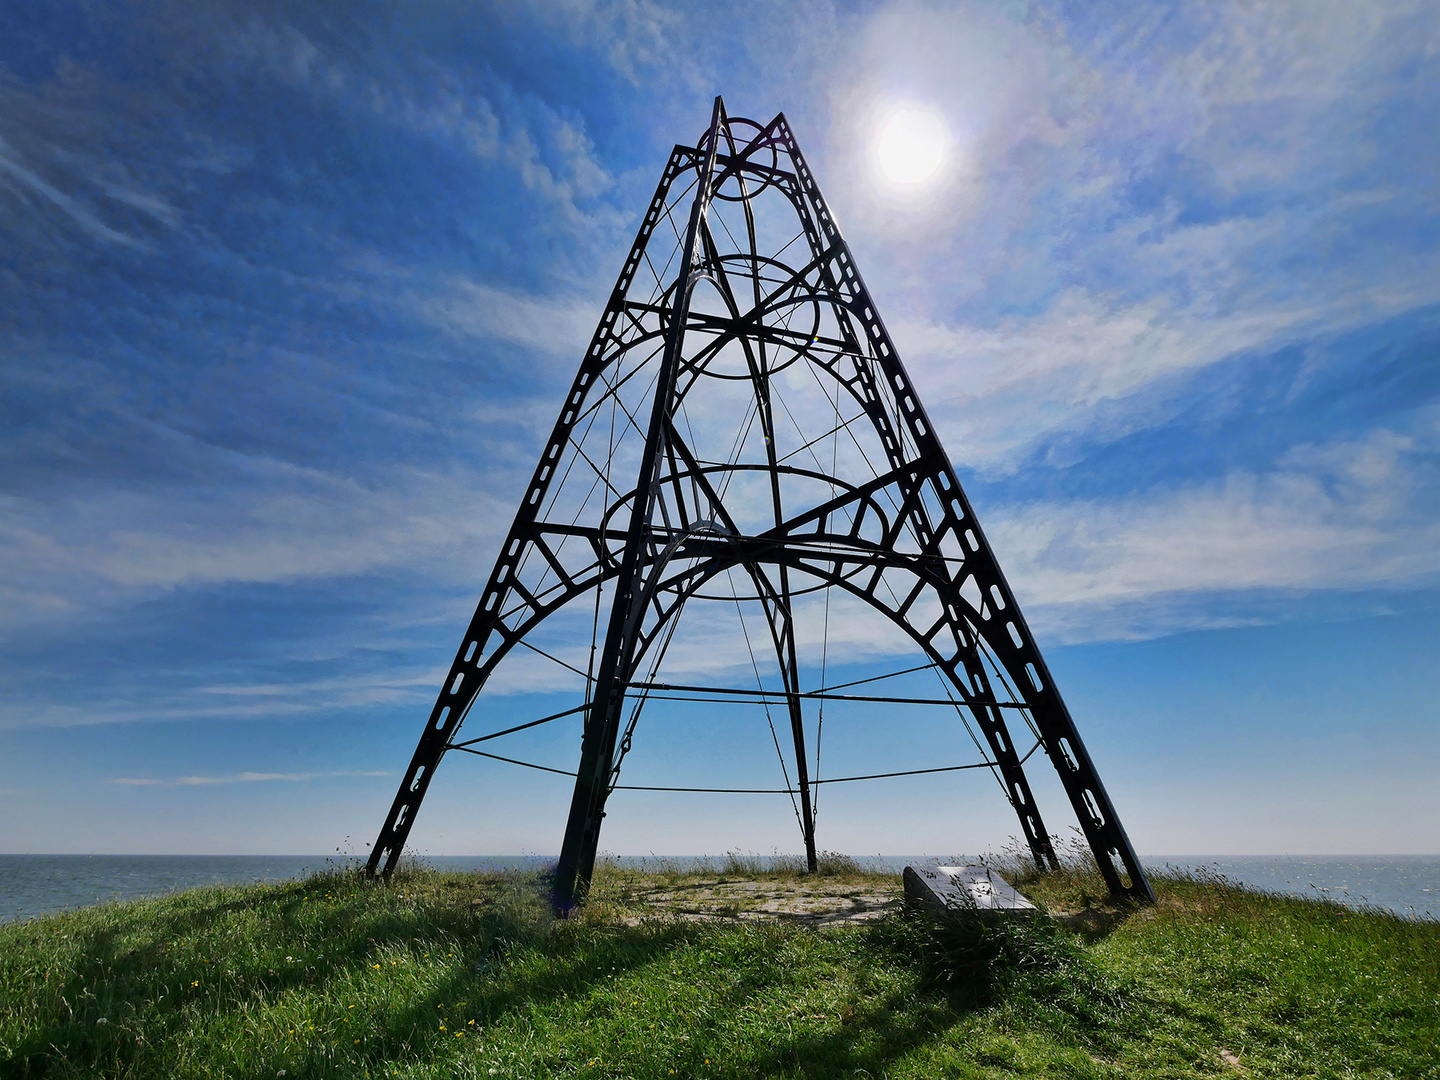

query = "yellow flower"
(191, 981), (199, 987)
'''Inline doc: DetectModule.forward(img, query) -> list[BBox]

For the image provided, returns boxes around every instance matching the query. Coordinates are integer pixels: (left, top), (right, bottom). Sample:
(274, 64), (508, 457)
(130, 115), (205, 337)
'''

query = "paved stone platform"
(603, 876), (904, 925)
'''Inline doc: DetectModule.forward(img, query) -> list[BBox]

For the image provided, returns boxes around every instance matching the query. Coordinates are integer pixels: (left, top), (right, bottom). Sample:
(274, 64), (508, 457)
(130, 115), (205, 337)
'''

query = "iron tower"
(365, 98), (1153, 909)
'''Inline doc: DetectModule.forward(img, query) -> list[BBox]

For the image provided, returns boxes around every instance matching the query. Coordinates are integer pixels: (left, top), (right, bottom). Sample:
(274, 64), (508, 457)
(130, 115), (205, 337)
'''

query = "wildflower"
(191, 981), (200, 987)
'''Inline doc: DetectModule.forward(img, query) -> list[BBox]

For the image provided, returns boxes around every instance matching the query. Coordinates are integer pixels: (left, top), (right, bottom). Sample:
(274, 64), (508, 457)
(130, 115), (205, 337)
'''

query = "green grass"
(2, 857), (1437, 1079)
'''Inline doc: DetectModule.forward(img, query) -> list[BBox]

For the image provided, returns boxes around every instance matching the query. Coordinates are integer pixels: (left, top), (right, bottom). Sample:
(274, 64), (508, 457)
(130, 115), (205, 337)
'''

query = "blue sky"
(2, 0), (1438, 858)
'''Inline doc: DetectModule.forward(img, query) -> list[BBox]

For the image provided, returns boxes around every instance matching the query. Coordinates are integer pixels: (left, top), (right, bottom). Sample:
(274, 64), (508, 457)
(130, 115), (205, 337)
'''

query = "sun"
(876, 108), (947, 186)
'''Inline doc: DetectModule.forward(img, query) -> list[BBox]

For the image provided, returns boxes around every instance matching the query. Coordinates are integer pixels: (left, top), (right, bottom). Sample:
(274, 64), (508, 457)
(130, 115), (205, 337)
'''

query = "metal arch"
(471, 498), (1057, 885)
(638, 486), (1059, 872)
(366, 97), (1153, 906)
(651, 542), (1050, 848)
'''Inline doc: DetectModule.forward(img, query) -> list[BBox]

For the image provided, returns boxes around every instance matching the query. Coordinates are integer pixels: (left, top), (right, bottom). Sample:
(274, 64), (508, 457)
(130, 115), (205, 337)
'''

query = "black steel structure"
(365, 98), (1153, 908)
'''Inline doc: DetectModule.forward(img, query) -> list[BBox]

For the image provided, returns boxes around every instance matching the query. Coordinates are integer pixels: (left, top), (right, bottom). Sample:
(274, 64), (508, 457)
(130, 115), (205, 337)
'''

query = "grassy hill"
(2, 855), (1436, 1078)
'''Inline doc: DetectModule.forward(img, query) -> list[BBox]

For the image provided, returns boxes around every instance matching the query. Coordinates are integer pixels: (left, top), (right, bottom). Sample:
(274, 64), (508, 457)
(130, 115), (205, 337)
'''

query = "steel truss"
(366, 98), (1154, 907)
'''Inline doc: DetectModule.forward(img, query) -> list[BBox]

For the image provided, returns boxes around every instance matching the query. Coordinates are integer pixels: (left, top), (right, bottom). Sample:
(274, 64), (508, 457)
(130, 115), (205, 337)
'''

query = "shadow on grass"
(383, 918), (970, 1079)
(4, 872), (521, 1075)
(4, 867), (1155, 1079)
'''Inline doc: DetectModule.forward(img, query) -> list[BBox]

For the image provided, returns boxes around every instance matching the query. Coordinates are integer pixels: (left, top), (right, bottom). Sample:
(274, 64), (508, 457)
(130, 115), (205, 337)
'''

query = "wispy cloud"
(0, 458), (510, 632)
(821, 0), (1440, 478)
(992, 421), (1440, 641)
(109, 770), (389, 787)
(0, 661), (454, 730)
(895, 294), (1310, 474)
(0, 134), (148, 248)
(418, 276), (598, 358)
(523, 0), (689, 87)
(229, 8), (624, 235)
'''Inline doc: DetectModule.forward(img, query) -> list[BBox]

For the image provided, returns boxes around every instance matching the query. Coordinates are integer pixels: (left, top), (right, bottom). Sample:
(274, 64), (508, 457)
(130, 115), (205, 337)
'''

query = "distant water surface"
(0, 855), (332, 923)
(2, 853), (1435, 923)
(1147, 855), (1439, 920)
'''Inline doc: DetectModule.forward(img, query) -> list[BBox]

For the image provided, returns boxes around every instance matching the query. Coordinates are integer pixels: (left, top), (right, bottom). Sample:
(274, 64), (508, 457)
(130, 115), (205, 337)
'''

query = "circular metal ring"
(697, 117), (781, 203)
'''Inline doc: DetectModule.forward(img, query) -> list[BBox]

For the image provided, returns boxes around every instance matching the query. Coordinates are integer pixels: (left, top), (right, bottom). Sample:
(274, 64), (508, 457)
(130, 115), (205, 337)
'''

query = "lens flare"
(877, 109), (946, 185)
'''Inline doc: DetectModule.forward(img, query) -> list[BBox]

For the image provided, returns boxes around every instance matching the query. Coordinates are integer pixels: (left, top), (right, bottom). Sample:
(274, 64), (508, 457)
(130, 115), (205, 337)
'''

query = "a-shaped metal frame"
(366, 98), (1153, 907)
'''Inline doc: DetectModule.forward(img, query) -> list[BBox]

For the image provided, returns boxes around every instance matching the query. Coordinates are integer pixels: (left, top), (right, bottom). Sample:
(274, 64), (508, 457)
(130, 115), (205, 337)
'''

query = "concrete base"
(903, 864), (1038, 915)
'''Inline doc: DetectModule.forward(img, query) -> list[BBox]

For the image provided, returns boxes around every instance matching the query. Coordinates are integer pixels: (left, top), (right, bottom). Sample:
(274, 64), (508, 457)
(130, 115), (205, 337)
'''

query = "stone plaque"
(903, 864), (1037, 914)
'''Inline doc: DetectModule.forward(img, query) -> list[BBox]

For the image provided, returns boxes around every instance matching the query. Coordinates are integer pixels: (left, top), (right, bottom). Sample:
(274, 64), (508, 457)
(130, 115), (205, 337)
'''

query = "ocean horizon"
(2, 853), (1436, 924)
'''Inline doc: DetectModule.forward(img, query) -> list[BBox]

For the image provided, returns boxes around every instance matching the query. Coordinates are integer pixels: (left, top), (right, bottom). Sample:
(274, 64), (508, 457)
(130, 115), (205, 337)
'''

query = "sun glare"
(877, 108), (946, 186)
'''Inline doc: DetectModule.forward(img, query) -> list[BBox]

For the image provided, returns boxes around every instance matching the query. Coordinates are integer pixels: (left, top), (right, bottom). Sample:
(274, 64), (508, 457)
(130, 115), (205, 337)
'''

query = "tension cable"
(447, 742), (1000, 792)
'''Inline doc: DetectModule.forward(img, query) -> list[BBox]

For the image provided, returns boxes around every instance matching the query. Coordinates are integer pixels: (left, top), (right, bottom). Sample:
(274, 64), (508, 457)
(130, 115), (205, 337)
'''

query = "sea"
(1, 853), (1436, 924)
